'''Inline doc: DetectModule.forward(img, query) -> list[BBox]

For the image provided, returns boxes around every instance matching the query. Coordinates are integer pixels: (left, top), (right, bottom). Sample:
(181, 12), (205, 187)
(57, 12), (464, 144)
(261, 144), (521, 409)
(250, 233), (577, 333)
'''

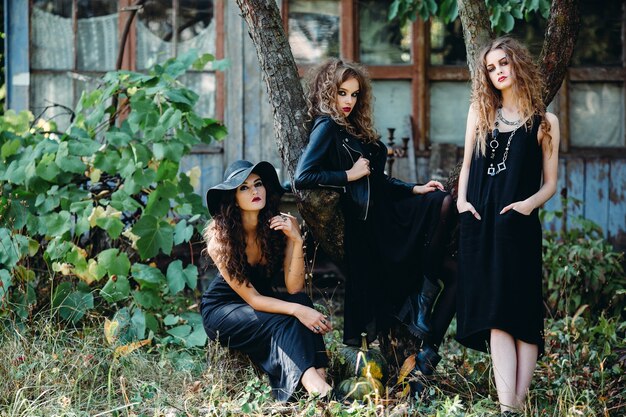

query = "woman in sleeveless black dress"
(200, 160), (331, 402)
(456, 38), (560, 415)
(294, 59), (458, 396)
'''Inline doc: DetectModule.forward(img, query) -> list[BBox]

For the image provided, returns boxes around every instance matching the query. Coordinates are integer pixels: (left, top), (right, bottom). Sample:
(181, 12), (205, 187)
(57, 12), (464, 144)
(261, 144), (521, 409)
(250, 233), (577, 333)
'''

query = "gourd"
(337, 376), (384, 401)
(339, 333), (389, 384)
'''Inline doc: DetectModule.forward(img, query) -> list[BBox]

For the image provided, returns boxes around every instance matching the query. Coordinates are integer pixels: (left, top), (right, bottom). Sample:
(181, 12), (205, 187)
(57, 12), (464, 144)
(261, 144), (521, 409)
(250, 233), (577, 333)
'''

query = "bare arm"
(500, 112), (560, 215)
(269, 213), (305, 294)
(457, 105), (482, 220)
(207, 232), (332, 334)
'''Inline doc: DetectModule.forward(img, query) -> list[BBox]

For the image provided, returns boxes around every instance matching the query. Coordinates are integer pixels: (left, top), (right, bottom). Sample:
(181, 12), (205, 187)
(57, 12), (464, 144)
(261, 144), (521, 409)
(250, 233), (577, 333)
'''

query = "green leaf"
(185, 326), (207, 347)
(153, 141), (185, 162)
(93, 150), (121, 172)
(133, 215), (174, 259)
(174, 219), (194, 245)
(98, 248), (131, 277)
(101, 275), (131, 303)
(53, 286), (94, 324)
(68, 136), (101, 156)
(389, 1), (401, 20)
(165, 89), (194, 107)
(95, 216), (124, 239)
(131, 263), (165, 288)
(105, 131), (133, 147)
(132, 288), (162, 309)
(55, 142), (86, 174)
(1, 138), (21, 160)
(183, 264), (198, 290)
(166, 260), (185, 294)
(192, 53), (215, 70)
(131, 308), (147, 340)
(166, 325), (191, 339)
(159, 107), (183, 130)
(0, 269), (12, 303)
(156, 160), (179, 181)
(41, 211), (71, 237)
(110, 189), (142, 212)
(500, 12), (515, 33)
(163, 314), (180, 326)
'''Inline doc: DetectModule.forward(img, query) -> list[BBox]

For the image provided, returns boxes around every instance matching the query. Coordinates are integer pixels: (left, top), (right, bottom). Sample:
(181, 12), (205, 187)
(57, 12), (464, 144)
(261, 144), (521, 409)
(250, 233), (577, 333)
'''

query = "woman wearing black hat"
(200, 160), (332, 402)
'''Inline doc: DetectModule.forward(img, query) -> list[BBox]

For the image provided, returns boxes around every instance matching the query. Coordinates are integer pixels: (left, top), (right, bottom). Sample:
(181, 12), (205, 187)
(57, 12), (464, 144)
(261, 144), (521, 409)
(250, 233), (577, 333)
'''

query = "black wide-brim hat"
(206, 160), (284, 216)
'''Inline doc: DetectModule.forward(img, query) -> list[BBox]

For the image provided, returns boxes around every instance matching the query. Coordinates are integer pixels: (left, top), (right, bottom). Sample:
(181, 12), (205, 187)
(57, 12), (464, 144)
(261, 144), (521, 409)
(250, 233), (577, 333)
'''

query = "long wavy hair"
(471, 37), (552, 156)
(305, 58), (379, 142)
(203, 179), (285, 286)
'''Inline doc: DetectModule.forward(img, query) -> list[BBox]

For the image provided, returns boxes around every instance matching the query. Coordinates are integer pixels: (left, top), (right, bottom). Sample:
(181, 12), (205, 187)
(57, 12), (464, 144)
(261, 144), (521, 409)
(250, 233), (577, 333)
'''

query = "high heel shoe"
(396, 276), (441, 341)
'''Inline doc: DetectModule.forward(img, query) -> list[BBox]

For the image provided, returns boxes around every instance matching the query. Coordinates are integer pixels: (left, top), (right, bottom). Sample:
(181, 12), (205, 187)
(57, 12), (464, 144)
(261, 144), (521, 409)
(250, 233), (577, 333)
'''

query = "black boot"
(396, 277), (441, 340)
(408, 344), (442, 397)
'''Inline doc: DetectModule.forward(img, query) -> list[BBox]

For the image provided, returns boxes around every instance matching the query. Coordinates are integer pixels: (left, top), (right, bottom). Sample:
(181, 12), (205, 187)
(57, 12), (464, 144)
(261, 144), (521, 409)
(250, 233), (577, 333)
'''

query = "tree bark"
(539, 0), (580, 106)
(235, 0), (345, 260)
(457, 0), (493, 78)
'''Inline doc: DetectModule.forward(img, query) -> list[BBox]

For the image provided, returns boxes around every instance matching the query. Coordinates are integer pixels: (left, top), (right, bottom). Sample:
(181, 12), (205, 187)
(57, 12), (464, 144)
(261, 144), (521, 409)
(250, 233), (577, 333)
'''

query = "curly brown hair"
(305, 58), (379, 142)
(472, 37), (552, 156)
(203, 181), (285, 286)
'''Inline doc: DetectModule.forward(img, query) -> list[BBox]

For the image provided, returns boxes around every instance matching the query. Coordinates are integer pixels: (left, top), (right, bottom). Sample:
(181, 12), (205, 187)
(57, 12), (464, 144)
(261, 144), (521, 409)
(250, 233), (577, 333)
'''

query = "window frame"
(282, 0), (626, 157)
(29, 0), (225, 127)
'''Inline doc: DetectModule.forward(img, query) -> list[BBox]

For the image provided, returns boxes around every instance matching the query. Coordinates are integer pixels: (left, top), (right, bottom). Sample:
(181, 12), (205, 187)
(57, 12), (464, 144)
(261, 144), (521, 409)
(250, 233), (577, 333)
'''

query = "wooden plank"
(608, 159), (626, 247)
(565, 158), (585, 229)
(583, 159), (610, 234)
(415, 156), (429, 184)
(413, 19), (426, 152)
(341, 0), (356, 60)
(5, 0), (30, 111)
(569, 67), (625, 82)
(224, 0), (245, 163)
(243, 22), (263, 164)
(215, 0), (225, 121)
(428, 66), (470, 81)
(543, 158), (567, 232)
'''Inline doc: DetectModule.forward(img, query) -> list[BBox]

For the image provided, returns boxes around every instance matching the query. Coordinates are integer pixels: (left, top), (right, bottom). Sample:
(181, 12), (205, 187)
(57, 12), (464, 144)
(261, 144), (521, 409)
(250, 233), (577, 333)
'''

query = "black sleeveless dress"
(457, 116), (545, 355)
(200, 265), (329, 402)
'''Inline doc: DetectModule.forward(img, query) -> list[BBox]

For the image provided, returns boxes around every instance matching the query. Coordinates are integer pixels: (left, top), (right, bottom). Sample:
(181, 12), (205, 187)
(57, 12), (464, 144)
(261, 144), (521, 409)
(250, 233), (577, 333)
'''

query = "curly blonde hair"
(305, 58), (379, 142)
(471, 37), (552, 156)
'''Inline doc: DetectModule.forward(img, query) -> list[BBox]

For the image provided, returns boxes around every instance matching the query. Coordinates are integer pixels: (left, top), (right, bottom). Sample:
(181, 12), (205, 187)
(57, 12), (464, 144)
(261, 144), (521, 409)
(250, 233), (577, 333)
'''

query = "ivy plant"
(0, 51), (226, 348)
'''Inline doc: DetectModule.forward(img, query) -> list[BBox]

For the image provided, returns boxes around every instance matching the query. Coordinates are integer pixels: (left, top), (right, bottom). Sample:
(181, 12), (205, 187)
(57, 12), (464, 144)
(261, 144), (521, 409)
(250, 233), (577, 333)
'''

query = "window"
(29, 0), (219, 130)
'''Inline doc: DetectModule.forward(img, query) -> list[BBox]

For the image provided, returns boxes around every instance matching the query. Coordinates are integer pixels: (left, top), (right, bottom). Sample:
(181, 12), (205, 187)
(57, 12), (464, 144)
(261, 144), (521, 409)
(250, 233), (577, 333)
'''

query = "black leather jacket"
(294, 116), (415, 220)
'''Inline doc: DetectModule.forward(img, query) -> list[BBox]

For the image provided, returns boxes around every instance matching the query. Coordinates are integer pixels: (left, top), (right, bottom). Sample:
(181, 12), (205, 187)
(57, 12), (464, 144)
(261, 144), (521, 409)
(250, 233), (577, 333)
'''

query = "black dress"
(200, 265), (329, 402)
(332, 139), (447, 346)
(457, 116), (545, 355)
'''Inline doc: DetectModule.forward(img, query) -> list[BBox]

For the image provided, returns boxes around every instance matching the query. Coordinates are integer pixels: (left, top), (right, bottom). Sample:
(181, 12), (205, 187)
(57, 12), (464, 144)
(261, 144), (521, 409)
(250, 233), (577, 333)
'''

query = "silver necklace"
(496, 107), (522, 127)
(487, 124), (521, 176)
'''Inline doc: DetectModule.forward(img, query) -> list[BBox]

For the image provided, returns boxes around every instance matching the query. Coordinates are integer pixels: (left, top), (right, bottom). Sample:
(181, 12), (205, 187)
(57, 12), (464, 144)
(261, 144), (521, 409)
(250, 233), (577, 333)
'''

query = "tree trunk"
(235, 0), (345, 260)
(539, 0), (580, 106)
(457, 0), (493, 78)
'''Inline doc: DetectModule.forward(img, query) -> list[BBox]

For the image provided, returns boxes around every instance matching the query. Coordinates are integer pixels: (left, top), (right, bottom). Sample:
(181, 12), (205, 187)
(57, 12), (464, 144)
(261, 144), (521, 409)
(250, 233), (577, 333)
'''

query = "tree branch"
(539, 0), (580, 106)
(457, 0), (493, 78)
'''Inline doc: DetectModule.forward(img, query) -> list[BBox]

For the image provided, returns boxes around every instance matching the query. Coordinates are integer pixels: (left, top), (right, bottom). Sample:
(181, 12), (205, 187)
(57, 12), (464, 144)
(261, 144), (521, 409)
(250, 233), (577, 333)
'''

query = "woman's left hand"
(413, 180), (444, 195)
(500, 200), (534, 215)
(269, 213), (302, 241)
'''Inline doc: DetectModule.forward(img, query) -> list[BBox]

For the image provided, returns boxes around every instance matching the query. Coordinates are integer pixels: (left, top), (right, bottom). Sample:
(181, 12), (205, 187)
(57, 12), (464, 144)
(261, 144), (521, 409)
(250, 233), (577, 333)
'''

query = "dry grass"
(0, 311), (623, 417)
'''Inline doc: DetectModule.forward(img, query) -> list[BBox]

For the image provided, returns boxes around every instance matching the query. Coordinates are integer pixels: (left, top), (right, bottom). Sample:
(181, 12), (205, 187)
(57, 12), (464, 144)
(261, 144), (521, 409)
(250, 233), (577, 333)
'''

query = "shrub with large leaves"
(0, 51), (225, 347)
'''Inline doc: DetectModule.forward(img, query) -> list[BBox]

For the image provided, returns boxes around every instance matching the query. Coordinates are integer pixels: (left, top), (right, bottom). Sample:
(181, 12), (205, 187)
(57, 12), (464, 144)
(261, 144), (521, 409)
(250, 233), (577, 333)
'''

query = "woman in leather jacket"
(294, 58), (458, 396)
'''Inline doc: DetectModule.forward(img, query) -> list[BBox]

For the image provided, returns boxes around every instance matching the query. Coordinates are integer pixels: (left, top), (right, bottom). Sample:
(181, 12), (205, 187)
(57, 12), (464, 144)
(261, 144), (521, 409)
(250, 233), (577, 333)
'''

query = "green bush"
(541, 205), (625, 319)
(0, 51), (226, 347)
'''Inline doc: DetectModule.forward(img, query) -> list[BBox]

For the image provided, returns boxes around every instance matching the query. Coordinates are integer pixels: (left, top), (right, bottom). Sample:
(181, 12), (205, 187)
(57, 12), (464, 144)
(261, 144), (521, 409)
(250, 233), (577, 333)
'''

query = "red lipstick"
(498, 76), (506, 82)
(342, 107), (351, 112)
(252, 197), (261, 202)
